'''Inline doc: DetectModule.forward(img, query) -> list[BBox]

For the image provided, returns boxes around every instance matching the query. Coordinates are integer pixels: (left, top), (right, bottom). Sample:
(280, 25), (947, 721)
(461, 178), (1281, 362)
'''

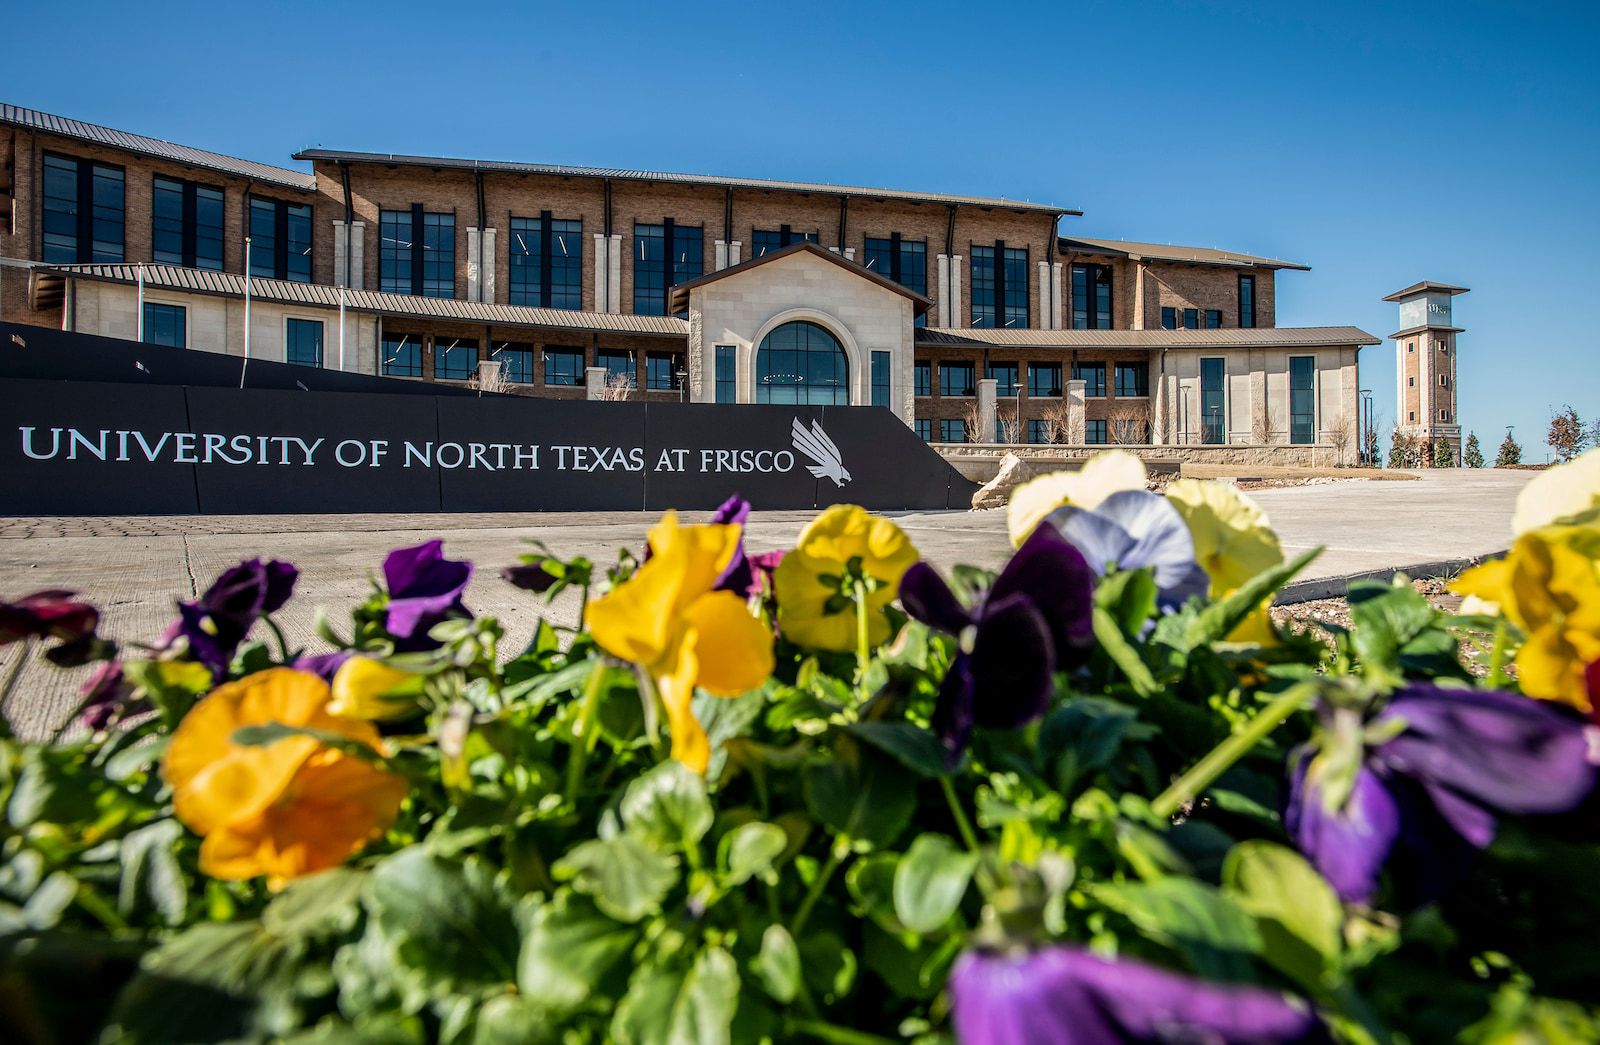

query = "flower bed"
(2, 449), (1599, 1045)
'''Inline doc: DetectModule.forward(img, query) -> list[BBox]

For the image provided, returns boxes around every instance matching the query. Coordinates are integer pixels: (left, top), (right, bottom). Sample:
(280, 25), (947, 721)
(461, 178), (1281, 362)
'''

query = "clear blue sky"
(11, 0), (1598, 459)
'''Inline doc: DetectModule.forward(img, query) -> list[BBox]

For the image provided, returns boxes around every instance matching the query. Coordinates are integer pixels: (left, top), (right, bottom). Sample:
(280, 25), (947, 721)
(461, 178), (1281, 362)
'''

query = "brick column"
(1066, 379), (1087, 444)
(977, 378), (997, 444)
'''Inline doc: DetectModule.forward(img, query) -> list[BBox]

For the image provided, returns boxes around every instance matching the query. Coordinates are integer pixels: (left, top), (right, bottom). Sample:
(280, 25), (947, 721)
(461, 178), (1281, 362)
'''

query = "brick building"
(1, 102), (1379, 460)
(1387, 280), (1467, 464)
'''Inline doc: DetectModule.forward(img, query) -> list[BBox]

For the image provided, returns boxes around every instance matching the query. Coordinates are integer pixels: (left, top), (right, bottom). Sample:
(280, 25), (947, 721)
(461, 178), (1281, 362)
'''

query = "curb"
(1276, 552), (1501, 605)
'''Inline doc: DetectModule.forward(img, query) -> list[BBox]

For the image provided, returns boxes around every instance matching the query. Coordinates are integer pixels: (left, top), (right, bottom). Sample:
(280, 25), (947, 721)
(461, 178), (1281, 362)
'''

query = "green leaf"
(104, 735), (170, 782)
(474, 993), (556, 1045)
(612, 946), (741, 1045)
(502, 660), (594, 710)
(692, 688), (767, 783)
(894, 834), (978, 934)
(1185, 547), (1322, 650)
(1222, 841), (1342, 991)
(1097, 566), (1159, 635)
(22, 871), (78, 931)
(554, 835), (680, 923)
(1347, 578), (1436, 672)
(517, 892), (638, 1013)
(1092, 607), (1160, 696)
(367, 849), (521, 994)
(753, 924), (801, 1003)
(720, 822), (787, 886)
(123, 659), (214, 726)
(117, 819), (187, 926)
(845, 851), (907, 933)
(798, 930), (857, 1003)
(844, 721), (952, 778)
(261, 867), (367, 939)
(621, 760), (715, 853)
(230, 721), (386, 763)
(805, 738), (917, 850)
(1093, 878), (1261, 980)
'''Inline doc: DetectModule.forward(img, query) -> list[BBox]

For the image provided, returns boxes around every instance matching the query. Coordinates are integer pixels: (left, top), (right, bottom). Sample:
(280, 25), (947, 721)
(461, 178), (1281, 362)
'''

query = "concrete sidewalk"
(0, 469), (1531, 737)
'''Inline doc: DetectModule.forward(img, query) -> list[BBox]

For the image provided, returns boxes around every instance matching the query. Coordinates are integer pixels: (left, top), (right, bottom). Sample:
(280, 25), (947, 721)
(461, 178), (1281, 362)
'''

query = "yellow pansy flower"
(1511, 447), (1600, 535)
(585, 512), (774, 774)
(1005, 450), (1147, 547)
(329, 656), (421, 721)
(774, 505), (919, 652)
(1167, 478), (1285, 644)
(1453, 531), (1600, 711)
(163, 668), (407, 888)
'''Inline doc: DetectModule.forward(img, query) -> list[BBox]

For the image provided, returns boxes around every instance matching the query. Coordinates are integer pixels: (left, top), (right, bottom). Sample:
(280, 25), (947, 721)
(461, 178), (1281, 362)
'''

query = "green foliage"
(1463, 431), (1485, 468)
(1548, 405), (1586, 463)
(1497, 429), (1523, 466)
(1433, 436), (1453, 468)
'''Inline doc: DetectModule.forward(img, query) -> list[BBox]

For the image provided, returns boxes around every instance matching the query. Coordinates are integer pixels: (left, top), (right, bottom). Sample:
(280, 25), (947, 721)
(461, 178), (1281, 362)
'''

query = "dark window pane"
(715, 345), (736, 403)
(647, 352), (683, 390)
(287, 318), (324, 368)
(380, 210), (413, 293)
(1072, 264), (1113, 329)
(1003, 247), (1029, 328)
(940, 419), (965, 443)
(871, 350), (891, 407)
(598, 349), (634, 388)
(970, 247), (996, 328)
(1070, 363), (1104, 397)
(1029, 363), (1062, 398)
(436, 338), (478, 380)
(195, 186), (226, 271)
(422, 212), (454, 297)
(1205, 309), (1221, 328)
(152, 177), (185, 264)
(508, 216), (543, 306)
(286, 204), (312, 283)
(753, 230), (782, 258)
(250, 198), (278, 278)
(142, 303), (184, 348)
(756, 321), (848, 405)
(551, 219), (583, 310)
(1028, 419), (1049, 444)
(382, 335), (422, 377)
(42, 154), (80, 263)
(1115, 363), (1148, 398)
(941, 362), (975, 397)
(1161, 307), (1175, 329)
(1200, 357), (1225, 444)
(489, 343), (535, 383)
(544, 348), (584, 386)
(1183, 308), (1198, 329)
(1289, 356), (1315, 443)
(987, 362), (1018, 397)
(914, 362), (931, 397)
(1239, 275), (1256, 328)
(633, 224), (665, 315)
(91, 166), (125, 262)
(1085, 419), (1107, 444)
(915, 419), (932, 442)
(900, 240), (927, 295)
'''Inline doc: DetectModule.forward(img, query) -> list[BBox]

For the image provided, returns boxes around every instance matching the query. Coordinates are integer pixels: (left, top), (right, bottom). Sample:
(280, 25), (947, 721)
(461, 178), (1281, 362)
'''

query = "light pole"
(1359, 389), (1373, 464)
(676, 367), (687, 403)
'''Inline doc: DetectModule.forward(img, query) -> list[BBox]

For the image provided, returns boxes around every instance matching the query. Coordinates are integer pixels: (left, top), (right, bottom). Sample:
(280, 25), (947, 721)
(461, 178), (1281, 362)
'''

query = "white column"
(466, 227), (483, 302)
(1150, 351), (1167, 444)
(936, 254), (951, 326)
(715, 240), (728, 270)
(1037, 262), (1051, 330)
(481, 228), (496, 304)
(348, 222), (365, 291)
(1132, 261), (1146, 330)
(844, 247), (855, 262)
(608, 234), (624, 313)
(977, 378), (997, 443)
(1051, 261), (1063, 330)
(333, 222), (349, 289)
(586, 366), (607, 400)
(1066, 379), (1087, 444)
(593, 234), (609, 313)
(950, 255), (964, 328)
(728, 240), (742, 266)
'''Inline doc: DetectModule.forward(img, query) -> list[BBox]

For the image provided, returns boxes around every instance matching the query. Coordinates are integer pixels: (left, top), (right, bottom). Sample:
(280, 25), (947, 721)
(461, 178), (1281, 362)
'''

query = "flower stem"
(853, 579), (870, 684)
(262, 615), (292, 663)
(791, 838), (848, 939)
(791, 1021), (901, 1045)
(1487, 618), (1509, 687)
(563, 661), (608, 802)
(1151, 681), (1315, 820)
(940, 775), (981, 853)
(74, 880), (129, 932)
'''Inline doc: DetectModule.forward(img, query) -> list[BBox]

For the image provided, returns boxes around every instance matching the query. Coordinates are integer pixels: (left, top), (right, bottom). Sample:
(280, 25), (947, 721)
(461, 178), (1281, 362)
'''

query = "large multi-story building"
(1387, 280), (1467, 463)
(1, 102), (1379, 457)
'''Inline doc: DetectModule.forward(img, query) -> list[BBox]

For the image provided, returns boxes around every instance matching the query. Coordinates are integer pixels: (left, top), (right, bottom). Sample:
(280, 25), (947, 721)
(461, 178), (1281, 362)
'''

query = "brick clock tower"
(1386, 280), (1468, 464)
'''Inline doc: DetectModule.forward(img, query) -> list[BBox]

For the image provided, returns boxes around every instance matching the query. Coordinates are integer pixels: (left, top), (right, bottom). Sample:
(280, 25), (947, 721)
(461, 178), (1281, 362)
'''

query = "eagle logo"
(791, 417), (852, 487)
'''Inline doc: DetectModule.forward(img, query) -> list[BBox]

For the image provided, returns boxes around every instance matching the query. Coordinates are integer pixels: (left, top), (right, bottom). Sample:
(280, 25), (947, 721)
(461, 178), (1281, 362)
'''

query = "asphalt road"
(0, 469), (1531, 738)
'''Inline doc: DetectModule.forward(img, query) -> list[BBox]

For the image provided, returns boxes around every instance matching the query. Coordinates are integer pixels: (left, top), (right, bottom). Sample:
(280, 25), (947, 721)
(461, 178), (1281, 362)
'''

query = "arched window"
(755, 321), (849, 405)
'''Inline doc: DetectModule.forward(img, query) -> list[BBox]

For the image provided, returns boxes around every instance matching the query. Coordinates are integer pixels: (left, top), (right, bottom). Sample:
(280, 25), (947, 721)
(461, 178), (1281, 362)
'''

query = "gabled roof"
(295, 147), (1078, 216)
(1382, 281), (1470, 301)
(1058, 236), (1310, 271)
(2, 103), (316, 191)
(917, 326), (1380, 349)
(37, 264), (689, 336)
(668, 240), (933, 316)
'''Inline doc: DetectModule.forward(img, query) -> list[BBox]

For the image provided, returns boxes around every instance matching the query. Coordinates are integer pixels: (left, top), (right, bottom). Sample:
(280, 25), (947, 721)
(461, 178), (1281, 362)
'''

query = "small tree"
(1496, 430), (1523, 467)
(1463, 431), (1485, 468)
(1325, 413), (1354, 465)
(1548, 405), (1585, 463)
(1432, 436), (1453, 468)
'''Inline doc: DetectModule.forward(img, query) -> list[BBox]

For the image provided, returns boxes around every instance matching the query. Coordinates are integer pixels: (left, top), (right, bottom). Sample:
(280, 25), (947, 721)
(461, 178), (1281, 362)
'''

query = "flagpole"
(240, 238), (251, 388)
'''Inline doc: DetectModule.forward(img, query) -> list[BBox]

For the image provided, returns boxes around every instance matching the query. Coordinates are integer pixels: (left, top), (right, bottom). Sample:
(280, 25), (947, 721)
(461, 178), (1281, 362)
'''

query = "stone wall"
(935, 442), (1346, 481)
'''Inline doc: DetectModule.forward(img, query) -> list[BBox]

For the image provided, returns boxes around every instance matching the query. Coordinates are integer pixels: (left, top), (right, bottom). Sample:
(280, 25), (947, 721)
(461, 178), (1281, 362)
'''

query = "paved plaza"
(0, 469), (1532, 738)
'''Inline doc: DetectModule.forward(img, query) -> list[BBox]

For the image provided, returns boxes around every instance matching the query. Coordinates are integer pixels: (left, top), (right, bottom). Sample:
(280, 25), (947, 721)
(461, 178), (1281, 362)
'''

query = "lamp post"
(1359, 388), (1373, 464)
(677, 367), (687, 403)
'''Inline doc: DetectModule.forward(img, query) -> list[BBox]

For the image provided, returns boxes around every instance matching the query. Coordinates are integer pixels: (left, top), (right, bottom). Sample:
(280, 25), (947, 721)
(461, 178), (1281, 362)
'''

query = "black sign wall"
(0, 377), (977, 515)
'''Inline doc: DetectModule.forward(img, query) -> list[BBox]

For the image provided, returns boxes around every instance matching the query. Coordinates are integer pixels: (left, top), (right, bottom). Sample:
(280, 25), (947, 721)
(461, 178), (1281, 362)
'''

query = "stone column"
(1037, 261), (1052, 330)
(1151, 351), (1167, 444)
(333, 221), (366, 289)
(728, 240), (742, 265)
(481, 228), (496, 304)
(1066, 379), (1087, 444)
(950, 255), (964, 328)
(608, 234), (624, 313)
(1132, 261), (1146, 330)
(1051, 261), (1063, 330)
(592, 234), (609, 312)
(715, 241), (728, 270)
(466, 228), (483, 302)
(585, 366), (608, 401)
(936, 255), (951, 326)
(977, 378), (998, 444)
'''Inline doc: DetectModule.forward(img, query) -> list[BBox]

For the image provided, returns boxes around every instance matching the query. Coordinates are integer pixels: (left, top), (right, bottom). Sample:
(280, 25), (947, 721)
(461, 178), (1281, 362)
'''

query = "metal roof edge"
(1057, 236), (1311, 271)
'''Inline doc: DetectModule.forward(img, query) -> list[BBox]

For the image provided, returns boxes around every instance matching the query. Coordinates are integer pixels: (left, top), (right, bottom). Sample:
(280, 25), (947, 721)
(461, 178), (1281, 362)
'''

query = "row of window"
(43, 152), (309, 279)
(913, 418), (1129, 445)
(913, 361), (1148, 398)
(382, 336), (686, 388)
(1196, 355), (1316, 444)
(708, 325), (894, 407)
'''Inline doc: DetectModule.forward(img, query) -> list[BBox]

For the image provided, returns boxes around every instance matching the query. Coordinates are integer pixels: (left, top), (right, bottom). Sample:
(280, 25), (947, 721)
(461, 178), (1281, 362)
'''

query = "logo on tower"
(791, 417), (851, 487)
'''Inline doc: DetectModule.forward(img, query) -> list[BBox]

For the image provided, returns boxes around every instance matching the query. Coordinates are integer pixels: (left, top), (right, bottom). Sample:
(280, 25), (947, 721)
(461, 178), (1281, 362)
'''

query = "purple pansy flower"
(949, 945), (1326, 1045)
(1286, 684), (1597, 904)
(177, 559), (298, 676)
(292, 650), (352, 682)
(900, 523), (1095, 760)
(1044, 490), (1209, 611)
(81, 661), (137, 731)
(383, 540), (473, 650)
(709, 495), (755, 594)
(0, 590), (100, 646)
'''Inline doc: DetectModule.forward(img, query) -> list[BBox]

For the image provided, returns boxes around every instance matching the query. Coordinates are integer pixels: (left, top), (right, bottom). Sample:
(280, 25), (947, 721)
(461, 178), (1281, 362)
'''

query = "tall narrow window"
(1200, 357), (1225, 444)
(647, 352), (684, 391)
(1072, 363), (1105, 397)
(509, 214), (583, 308)
(915, 419), (932, 442)
(383, 335), (422, 377)
(1161, 307), (1176, 330)
(249, 197), (313, 283)
(987, 362), (1019, 397)
(435, 338), (479, 381)
(864, 235), (928, 326)
(543, 347), (584, 386)
(1239, 274), (1256, 328)
(153, 177), (225, 270)
(1205, 310), (1221, 328)
(753, 226), (817, 257)
(634, 221), (703, 316)
(42, 154), (124, 263)
(915, 362), (932, 396)
(871, 351), (892, 407)
(1289, 356), (1315, 444)
(971, 244), (1030, 328)
(715, 345), (736, 403)
(1183, 308), (1199, 329)
(1115, 363), (1148, 398)
(1072, 264), (1113, 329)
(286, 318), (323, 368)
(380, 207), (454, 297)
(142, 303), (184, 348)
